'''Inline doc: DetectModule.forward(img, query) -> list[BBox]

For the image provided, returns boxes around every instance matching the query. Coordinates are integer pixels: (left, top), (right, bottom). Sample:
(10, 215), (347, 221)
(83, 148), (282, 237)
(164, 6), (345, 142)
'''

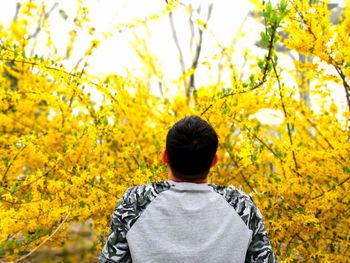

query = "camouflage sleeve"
(99, 188), (133, 263)
(209, 184), (277, 263)
(245, 196), (278, 263)
(99, 182), (171, 263)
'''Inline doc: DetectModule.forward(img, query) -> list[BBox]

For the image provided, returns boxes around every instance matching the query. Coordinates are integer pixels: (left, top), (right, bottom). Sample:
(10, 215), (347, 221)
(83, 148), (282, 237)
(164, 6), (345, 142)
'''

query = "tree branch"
(334, 65), (350, 110)
(201, 20), (277, 116)
(188, 4), (213, 100)
(28, 3), (59, 40)
(222, 143), (255, 192)
(2, 145), (27, 185)
(169, 11), (187, 89)
(13, 211), (71, 263)
(272, 58), (300, 177)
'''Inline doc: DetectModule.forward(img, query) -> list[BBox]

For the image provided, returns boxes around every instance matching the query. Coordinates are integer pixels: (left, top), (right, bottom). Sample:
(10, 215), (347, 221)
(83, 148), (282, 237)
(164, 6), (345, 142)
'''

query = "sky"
(0, 0), (258, 80)
(0, 0), (347, 123)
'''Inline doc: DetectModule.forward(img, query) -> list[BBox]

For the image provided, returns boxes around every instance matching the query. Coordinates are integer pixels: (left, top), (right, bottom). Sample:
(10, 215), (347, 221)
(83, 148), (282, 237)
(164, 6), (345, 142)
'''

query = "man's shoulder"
(209, 183), (253, 203)
(113, 181), (172, 230)
(122, 181), (172, 205)
(209, 183), (257, 224)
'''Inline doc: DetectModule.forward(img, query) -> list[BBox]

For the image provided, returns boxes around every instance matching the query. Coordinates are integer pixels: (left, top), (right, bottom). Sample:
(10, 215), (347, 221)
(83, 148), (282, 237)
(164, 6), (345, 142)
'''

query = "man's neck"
(168, 173), (208, 183)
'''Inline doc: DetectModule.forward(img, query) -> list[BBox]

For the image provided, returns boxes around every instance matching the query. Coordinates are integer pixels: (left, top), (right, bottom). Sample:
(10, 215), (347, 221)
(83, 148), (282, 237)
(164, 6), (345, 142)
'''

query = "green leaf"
(140, 162), (146, 170)
(260, 32), (269, 47)
(258, 59), (265, 70)
(2, 158), (9, 167)
(275, 148), (286, 159)
(303, 242), (309, 249)
(273, 54), (278, 63)
(59, 9), (68, 20)
(266, 1), (273, 15)
(278, 0), (288, 13)
(329, 182), (337, 190)
(249, 74), (255, 88)
(270, 174), (281, 183)
(343, 166), (350, 174)
(267, 61), (272, 72)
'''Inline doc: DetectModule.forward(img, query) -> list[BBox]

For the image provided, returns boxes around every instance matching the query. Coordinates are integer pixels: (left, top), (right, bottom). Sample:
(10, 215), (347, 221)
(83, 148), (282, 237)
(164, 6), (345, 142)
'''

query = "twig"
(200, 20), (278, 116)
(14, 211), (71, 263)
(8, 165), (57, 195)
(299, 122), (345, 167)
(11, 3), (21, 23)
(2, 146), (27, 184)
(28, 3), (59, 40)
(0, 57), (79, 79)
(251, 132), (287, 179)
(272, 58), (300, 177)
(169, 11), (187, 89)
(252, 134), (282, 161)
(306, 119), (348, 163)
(222, 143), (255, 192)
(187, 4), (213, 100)
(297, 8), (350, 110)
(311, 175), (350, 200)
(334, 65), (350, 110)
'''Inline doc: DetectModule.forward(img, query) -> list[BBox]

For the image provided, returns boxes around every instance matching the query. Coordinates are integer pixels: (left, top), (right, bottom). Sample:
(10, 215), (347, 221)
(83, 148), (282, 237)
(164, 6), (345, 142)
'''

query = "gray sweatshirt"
(99, 181), (277, 263)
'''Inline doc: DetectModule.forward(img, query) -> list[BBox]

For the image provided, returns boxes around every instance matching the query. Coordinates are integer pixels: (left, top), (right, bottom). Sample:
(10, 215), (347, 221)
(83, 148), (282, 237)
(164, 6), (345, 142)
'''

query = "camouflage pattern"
(99, 181), (277, 263)
(210, 184), (278, 263)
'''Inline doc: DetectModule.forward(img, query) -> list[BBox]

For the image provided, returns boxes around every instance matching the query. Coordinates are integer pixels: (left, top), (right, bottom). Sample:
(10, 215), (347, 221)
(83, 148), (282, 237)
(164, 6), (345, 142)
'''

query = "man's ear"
(211, 154), (218, 167)
(162, 149), (169, 164)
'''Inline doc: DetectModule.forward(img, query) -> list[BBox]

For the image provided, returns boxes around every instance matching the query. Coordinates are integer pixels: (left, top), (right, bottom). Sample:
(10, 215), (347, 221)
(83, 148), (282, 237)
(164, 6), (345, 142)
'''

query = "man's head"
(163, 115), (218, 181)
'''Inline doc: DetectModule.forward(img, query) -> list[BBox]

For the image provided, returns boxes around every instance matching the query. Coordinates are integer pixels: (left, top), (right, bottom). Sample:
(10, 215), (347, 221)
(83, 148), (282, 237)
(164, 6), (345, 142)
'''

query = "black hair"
(166, 115), (218, 179)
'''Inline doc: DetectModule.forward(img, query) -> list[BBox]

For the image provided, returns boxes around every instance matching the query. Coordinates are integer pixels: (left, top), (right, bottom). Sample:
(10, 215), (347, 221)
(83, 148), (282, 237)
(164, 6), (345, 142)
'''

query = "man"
(99, 115), (277, 263)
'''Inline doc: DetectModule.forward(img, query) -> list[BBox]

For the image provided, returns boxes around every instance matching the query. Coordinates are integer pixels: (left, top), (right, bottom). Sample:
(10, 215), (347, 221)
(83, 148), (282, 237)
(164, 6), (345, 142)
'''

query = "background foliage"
(0, 0), (349, 262)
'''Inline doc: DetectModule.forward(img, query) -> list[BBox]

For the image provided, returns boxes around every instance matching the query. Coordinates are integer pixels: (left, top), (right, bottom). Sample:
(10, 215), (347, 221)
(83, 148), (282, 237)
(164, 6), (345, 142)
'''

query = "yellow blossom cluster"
(0, 0), (349, 262)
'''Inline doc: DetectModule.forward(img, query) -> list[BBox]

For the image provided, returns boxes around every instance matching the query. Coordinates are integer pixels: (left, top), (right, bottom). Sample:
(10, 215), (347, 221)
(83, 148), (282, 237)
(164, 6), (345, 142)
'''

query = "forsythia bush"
(0, 0), (349, 262)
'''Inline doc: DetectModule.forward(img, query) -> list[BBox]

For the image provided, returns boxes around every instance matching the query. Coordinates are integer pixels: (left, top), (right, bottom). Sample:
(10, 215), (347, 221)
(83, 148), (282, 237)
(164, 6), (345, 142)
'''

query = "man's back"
(99, 181), (276, 263)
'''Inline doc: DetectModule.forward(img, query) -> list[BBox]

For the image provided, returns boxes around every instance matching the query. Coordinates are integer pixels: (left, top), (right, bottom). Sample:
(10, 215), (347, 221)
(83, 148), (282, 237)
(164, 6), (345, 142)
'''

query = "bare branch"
(169, 12), (187, 83)
(306, 118), (348, 163)
(201, 19), (278, 116)
(188, 4), (213, 101)
(334, 65), (350, 110)
(272, 57), (300, 177)
(222, 143), (255, 192)
(296, 8), (350, 110)
(2, 146), (27, 185)
(14, 211), (71, 263)
(0, 57), (78, 78)
(28, 3), (59, 40)
(13, 3), (21, 22)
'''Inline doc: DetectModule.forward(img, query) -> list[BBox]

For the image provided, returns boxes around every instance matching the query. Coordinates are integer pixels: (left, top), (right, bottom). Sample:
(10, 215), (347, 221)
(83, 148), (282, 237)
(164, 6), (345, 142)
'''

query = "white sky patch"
(0, 0), (347, 118)
(250, 109), (285, 126)
(83, 0), (256, 82)
(0, 0), (272, 85)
